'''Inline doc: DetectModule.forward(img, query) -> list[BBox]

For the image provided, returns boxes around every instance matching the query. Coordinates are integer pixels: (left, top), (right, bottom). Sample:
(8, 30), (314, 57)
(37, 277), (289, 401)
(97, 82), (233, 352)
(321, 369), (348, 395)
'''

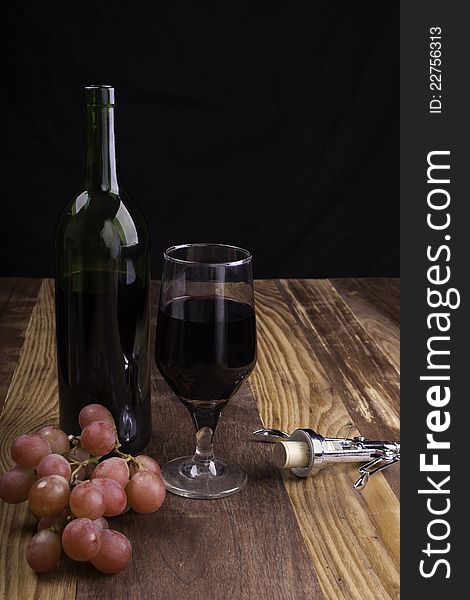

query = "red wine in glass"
(156, 296), (256, 415)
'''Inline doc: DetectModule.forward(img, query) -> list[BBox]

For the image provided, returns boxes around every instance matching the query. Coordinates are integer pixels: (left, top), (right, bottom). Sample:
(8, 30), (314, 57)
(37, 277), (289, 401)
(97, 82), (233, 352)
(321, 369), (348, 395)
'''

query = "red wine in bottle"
(54, 85), (151, 453)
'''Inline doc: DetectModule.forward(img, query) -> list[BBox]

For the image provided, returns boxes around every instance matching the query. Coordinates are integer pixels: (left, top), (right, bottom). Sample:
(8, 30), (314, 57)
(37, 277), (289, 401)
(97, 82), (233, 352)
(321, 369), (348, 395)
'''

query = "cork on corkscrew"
(273, 440), (310, 470)
(253, 428), (400, 489)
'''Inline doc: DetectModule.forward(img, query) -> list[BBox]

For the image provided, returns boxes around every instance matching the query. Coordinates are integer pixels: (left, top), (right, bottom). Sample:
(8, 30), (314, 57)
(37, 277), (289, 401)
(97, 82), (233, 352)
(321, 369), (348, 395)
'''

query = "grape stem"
(113, 445), (140, 467)
(64, 442), (143, 486)
(69, 456), (100, 484)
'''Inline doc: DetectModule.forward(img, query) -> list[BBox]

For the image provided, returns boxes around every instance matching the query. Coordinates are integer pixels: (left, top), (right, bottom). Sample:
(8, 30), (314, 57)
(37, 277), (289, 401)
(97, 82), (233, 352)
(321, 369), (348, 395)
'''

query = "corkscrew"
(252, 428), (400, 490)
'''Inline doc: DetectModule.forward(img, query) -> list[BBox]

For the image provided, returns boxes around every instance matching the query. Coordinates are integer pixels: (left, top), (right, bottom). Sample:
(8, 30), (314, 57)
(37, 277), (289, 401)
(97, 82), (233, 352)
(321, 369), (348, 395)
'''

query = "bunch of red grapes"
(0, 404), (165, 574)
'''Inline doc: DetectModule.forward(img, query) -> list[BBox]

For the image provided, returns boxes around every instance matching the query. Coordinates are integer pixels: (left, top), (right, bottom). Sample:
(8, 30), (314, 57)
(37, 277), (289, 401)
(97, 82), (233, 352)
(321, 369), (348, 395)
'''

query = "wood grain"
(0, 277), (41, 412)
(331, 278), (400, 325)
(284, 280), (399, 436)
(0, 279), (76, 600)
(250, 279), (400, 599)
(284, 279), (400, 498)
(331, 278), (400, 371)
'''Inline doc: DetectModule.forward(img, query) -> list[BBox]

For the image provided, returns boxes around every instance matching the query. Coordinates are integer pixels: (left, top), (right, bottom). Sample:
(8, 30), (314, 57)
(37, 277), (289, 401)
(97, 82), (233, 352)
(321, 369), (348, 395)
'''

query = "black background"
(0, 1), (398, 279)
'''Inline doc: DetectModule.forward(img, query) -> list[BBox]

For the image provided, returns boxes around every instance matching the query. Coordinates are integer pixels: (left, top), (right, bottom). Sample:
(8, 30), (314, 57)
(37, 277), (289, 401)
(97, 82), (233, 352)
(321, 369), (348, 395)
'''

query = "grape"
(26, 530), (62, 573)
(91, 478), (127, 517)
(38, 426), (70, 455)
(91, 529), (132, 574)
(79, 404), (115, 429)
(0, 467), (36, 503)
(69, 445), (89, 462)
(37, 454), (72, 480)
(125, 471), (166, 514)
(93, 517), (108, 532)
(62, 518), (102, 561)
(28, 475), (70, 517)
(69, 481), (106, 520)
(76, 462), (96, 482)
(38, 510), (67, 533)
(80, 421), (117, 456)
(92, 457), (129, 487)
(129, 455), (161, 478)
(11, 434), (51, 468)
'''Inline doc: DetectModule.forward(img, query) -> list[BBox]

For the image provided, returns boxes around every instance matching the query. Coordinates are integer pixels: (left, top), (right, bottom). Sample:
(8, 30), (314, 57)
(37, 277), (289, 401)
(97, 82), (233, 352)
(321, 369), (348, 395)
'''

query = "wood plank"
(250, 280), (400, 600)
(330, 279), (399, 372)
(332, 278), (400, 325)
(0, 277), (399, 600)
(76, 283), (322, 599)
(0, 279), (76, 600)
(283, 279), (400, 498)
(284, 280), (400, 437)
(0, 277), (41, 412)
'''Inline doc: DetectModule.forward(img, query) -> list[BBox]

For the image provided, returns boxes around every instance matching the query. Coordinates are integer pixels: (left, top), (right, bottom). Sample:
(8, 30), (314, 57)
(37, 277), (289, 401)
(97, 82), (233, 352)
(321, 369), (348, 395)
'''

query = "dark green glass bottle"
(55, 85), (151, 453)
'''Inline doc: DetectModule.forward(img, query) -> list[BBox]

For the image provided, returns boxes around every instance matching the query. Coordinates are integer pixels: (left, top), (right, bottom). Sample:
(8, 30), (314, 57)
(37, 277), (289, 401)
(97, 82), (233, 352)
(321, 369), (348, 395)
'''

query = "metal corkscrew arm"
(252, 428), (400, 490)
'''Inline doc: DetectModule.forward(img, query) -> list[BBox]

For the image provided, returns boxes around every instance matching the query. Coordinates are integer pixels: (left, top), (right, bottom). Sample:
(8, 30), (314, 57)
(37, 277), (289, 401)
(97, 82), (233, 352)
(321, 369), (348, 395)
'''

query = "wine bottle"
(54, 85), (152, 453)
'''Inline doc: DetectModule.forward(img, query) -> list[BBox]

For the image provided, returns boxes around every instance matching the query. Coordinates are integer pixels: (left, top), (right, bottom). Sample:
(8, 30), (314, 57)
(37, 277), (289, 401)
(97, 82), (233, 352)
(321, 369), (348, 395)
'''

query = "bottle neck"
(84, 105), (119, 193)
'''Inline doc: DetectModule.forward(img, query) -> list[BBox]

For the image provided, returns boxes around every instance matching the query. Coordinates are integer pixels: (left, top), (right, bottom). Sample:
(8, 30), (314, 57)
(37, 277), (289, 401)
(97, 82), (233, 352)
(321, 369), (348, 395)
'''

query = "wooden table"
(0, 278), (400, 600)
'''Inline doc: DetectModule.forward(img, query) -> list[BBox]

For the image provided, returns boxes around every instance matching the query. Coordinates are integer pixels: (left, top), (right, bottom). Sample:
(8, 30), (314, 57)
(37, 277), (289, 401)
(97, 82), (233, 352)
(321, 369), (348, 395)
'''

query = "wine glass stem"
(194, 426), (215, 464)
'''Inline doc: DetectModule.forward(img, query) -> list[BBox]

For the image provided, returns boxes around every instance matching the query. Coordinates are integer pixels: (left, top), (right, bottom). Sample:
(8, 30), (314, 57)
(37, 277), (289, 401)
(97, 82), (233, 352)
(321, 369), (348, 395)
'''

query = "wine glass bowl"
(155, 244), (257, 499)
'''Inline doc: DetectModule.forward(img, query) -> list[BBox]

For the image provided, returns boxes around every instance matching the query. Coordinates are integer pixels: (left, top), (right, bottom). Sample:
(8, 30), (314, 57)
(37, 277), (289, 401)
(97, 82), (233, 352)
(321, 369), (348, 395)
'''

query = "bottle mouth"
(85, 85), (115, 106)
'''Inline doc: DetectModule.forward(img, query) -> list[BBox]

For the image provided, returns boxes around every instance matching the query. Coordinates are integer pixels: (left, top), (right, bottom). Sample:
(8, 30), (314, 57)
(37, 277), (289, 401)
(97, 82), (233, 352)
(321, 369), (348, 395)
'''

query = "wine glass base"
(161, 456), (247, 499)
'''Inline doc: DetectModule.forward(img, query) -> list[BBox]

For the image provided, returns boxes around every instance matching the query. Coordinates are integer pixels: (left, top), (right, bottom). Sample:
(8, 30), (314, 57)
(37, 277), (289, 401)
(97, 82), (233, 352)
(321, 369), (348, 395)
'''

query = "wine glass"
(155, 243), (257, 499)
